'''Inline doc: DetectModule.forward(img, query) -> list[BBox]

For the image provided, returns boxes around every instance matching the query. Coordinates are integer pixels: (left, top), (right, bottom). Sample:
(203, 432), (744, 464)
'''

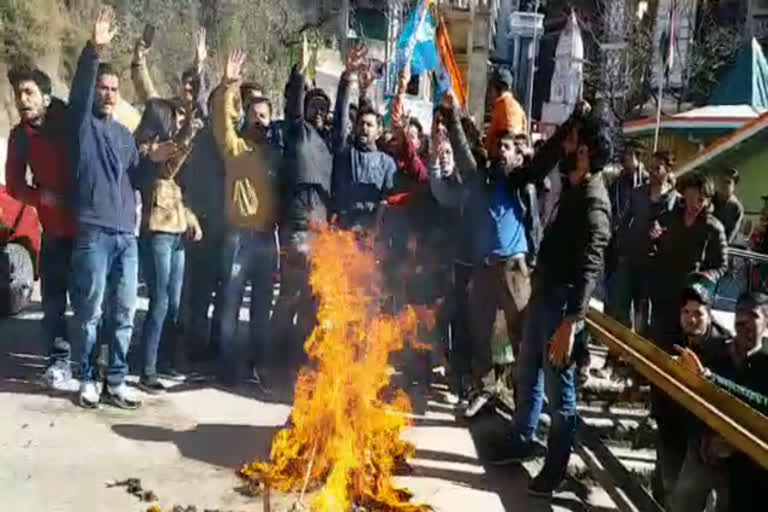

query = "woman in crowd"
(134, 98), (203, 393)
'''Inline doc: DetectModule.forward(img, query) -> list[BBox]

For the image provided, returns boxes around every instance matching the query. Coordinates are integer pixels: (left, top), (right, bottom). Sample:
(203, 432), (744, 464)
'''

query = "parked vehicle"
(0, 186), (41, 315)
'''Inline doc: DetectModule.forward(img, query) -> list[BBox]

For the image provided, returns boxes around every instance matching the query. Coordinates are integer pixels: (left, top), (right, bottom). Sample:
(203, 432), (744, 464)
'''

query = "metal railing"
(714, 247), (768, 309)
(586, 309), (768, 470)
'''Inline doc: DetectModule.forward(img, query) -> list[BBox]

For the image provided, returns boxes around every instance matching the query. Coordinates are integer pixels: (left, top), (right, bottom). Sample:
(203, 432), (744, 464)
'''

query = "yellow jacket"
(211, 83), (278, 231)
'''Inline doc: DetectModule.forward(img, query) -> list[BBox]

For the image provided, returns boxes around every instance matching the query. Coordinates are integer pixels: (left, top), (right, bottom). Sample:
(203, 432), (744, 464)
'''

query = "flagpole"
(654, 62), (663, 152)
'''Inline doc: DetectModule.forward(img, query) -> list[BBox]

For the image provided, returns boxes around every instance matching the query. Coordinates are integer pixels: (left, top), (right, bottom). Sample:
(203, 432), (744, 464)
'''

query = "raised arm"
(211, 50), (249, 158)
(130, 40), (160, 105)
(332, 73), (354, 154)
(440, 94), (476, 185)
(506, 105), (590, 192)
(332, 45), (366, 154)
(192, 27), (211, 119)
(285, 65), (306, 125)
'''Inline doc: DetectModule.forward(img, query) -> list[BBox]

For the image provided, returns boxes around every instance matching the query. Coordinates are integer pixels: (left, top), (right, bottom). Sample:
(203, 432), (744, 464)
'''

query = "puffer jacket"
(651, 208), (728, 304)
(280, 66), (333, 236)
(211, 83), (279, 232)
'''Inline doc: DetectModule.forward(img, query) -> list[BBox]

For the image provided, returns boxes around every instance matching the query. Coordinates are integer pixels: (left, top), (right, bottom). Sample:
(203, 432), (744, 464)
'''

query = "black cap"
(681, 272), (717, 307)
(492, 68), (514, 90)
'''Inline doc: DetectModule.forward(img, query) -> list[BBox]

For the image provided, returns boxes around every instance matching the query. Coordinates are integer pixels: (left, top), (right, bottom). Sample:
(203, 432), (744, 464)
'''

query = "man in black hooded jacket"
(270, 61), (334, 372)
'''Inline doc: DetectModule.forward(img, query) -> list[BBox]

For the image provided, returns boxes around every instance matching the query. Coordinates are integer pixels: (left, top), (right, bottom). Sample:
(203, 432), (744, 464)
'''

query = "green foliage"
(2, 0), (337, 105)
(0, 0), (75, 65)
(683, 13), (746, 106)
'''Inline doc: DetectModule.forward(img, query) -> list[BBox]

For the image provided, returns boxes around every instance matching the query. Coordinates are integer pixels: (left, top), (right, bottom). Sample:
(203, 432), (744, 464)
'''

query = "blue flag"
(396, 2), (438, 76)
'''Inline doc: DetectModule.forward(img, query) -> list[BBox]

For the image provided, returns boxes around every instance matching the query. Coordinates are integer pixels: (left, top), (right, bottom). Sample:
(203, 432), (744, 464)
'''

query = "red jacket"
(5, 98), (76, 239)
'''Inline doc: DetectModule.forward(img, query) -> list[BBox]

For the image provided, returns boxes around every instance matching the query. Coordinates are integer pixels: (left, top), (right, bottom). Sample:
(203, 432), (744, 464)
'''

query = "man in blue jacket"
(69, 8), (143, 410)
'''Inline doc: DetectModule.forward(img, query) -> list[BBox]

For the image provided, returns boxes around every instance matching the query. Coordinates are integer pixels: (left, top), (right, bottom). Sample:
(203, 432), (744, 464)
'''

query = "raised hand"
(299, 33), (311, 73)
(133, 40), (149, 63)
(148, 140), (179, 164)
(93, 7), (117, 48)
(397, 65), (411, 94)
(224, 49), (247, 84)
(195, 27), (208, 64)
(345, 44), (367, 75)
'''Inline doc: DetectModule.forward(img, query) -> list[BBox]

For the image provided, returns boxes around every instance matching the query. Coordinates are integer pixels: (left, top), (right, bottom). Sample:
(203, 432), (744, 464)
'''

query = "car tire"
(0, 242), (34, 316)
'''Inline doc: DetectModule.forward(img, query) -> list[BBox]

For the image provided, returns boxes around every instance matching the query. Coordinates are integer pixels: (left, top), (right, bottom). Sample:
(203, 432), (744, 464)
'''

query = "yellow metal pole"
(586, 309), (768, 470)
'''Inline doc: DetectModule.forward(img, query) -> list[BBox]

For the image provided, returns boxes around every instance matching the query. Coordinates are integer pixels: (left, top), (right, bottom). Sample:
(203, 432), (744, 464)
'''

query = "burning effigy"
(240, 227), (431, 511)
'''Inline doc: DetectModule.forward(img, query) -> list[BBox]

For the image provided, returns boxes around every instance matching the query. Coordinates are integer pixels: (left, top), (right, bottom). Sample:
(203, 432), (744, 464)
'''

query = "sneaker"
(159, 368), (186, 382)
(486, 437), (537, 466)
(464, 391), (492, 419)
(527, 473), (561, 498)
(79, 381), (100, 409)
(138, 377), (166, 395)
(104, 383), (142, 410)
(251, 368), (273, 395)
(42, 361), (73, 391)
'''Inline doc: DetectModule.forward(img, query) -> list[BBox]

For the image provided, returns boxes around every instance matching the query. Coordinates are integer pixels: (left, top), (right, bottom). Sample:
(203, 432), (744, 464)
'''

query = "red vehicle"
(0, 185), (41, 315)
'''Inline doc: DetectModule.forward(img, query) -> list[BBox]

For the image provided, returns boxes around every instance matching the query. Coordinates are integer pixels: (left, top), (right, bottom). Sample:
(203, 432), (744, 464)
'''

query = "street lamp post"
(526, 0), (540, 136)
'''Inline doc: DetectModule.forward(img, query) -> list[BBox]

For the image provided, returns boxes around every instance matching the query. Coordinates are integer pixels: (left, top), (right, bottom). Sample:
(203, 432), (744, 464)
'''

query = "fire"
(241, 227), (431, 511)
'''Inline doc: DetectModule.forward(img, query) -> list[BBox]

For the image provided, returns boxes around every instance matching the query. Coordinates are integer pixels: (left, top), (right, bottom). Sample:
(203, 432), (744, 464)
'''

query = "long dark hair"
(135, 98), (178, 145)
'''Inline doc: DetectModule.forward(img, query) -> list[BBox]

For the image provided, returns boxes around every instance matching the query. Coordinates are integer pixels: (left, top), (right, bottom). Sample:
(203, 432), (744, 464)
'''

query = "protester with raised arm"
(131, 27), (210, 121)
(330, 44), (397, 231)
(271, 41), (333, 372)
(488, 103), (612, 499)
(211, 49), (280, 390)
(68, 8), (144, 410)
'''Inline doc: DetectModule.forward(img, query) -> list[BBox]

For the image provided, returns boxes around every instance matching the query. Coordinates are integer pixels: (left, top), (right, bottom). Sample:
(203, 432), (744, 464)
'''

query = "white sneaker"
(464, 391), (493, 419)
(79, 381), (100, 409)
(42, 361), (73, 391)
(105, 383), (142, 410)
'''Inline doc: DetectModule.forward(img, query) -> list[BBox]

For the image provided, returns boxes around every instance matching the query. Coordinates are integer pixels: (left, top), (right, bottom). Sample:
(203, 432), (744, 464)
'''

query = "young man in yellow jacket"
(211, 49), (280, 389)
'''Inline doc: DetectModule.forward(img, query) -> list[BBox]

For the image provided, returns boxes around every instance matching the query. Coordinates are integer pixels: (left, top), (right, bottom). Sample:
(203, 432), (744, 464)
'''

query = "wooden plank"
(586, 310), (768, 470)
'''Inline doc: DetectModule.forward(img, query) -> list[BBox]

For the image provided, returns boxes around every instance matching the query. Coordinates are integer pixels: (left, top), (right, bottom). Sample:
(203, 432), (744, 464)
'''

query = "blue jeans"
(71, 226), (138, 387)
(216, 228), (277, 381)
(140, 233), (185, 378)
(513, 284), (578, 484)
(40, 235), (73, 365)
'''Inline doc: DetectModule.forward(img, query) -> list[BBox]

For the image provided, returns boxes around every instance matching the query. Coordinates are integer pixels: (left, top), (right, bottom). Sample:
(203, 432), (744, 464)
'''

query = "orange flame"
(241, 227), (430, 511)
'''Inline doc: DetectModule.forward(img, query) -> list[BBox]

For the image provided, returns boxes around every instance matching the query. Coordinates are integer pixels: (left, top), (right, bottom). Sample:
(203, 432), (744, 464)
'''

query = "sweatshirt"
(68, 43), (140, 234)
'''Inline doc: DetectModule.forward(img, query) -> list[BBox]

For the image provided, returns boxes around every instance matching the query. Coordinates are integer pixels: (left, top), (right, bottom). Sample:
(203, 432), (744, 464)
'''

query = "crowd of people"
(3, 7), (768, 507)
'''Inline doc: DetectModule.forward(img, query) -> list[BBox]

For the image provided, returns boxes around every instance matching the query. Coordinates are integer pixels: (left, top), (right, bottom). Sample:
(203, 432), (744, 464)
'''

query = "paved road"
(0, 297), (600, 511)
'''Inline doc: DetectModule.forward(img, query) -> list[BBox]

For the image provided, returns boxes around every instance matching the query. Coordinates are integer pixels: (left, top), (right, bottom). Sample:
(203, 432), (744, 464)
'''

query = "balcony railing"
(436, 0), (494, 12)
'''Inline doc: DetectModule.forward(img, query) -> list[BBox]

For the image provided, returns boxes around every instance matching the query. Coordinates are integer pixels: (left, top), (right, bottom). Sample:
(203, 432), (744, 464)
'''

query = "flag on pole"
(434, 14), (467, 108)
(659, 2), (677, 73)
(396, 0), (438, 75)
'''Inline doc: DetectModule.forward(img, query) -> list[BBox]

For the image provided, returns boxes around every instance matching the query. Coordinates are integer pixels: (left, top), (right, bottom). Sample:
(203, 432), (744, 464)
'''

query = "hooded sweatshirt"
(330, 73), (396, 229)
(68, 43), (140, 234)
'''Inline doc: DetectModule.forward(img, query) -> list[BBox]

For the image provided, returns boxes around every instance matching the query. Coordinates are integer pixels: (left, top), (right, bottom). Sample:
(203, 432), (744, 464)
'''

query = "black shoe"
(104, 384), (142, 410)
(251, 368), (273, 395)
(486, 437), (536, 466)
(527, 473), (561, 498)
(159, 368), (186, 382)
(138, 377), (167, 395)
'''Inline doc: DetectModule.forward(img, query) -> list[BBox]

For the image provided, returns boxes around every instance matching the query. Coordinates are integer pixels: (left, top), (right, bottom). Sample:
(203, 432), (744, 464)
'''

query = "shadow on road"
(112, 423), (279, 470)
